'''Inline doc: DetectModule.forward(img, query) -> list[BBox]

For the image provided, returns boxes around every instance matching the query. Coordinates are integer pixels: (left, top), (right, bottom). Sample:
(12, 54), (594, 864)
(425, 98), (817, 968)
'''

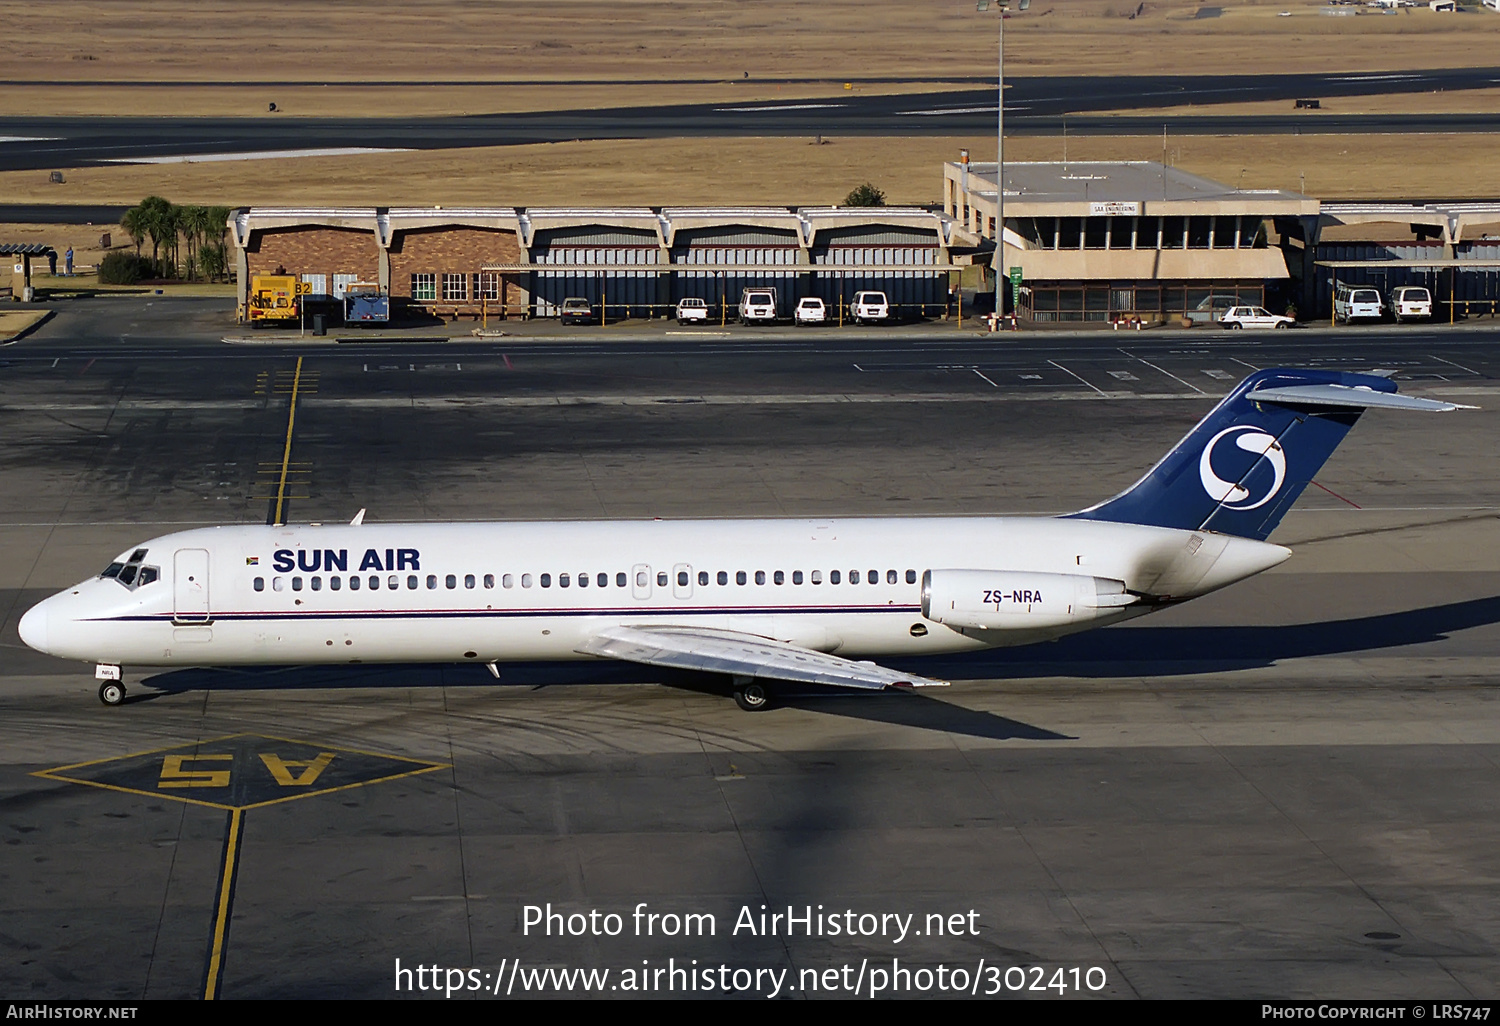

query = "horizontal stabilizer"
(577, 625), (948, 690)
(1246, 384), (1476, 412)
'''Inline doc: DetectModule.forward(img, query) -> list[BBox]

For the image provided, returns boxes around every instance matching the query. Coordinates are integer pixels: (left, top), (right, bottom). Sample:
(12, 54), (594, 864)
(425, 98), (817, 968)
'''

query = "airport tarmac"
(1, 299), (1498, 998)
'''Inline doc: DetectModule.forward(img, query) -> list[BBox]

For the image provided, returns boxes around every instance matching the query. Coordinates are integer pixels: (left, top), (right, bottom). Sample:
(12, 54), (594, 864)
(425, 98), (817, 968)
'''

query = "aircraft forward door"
(173, 548), (211, 623)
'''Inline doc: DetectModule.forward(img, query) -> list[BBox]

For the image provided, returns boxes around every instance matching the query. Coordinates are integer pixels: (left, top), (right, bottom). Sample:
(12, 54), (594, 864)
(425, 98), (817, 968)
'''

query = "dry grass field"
(2, 132), (1492, 219)
(1, 0), (1495, 117)
(0, 0), (1492, 215)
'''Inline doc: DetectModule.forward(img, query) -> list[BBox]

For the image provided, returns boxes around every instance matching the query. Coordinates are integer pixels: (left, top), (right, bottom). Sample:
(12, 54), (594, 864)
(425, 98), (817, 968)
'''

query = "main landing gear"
(95, 664), (124, 706)
(732, 675), (773, 712)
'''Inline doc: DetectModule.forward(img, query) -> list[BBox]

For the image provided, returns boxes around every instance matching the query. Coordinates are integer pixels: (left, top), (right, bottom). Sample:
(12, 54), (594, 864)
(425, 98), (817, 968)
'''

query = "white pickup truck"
(675, 297), (710, 324)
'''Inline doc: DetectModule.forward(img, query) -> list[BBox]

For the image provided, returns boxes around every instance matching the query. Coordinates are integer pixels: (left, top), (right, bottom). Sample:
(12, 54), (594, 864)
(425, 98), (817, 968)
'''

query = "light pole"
(977, 0), (1028, 327)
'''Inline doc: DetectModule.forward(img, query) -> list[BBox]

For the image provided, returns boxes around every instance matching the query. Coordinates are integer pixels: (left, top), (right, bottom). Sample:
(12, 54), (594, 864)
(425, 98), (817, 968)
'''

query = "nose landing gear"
(95, 663), (124, 706)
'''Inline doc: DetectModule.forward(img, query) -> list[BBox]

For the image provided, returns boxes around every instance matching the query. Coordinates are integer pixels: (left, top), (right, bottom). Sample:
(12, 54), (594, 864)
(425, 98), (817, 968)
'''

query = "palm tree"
(137, 195), (175, 276)
(119, 205), (147, 258)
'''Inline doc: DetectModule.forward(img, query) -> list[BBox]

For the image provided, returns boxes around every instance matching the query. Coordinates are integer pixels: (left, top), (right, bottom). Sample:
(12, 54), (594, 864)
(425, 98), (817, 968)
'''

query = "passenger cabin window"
(811, 570), (822, 585)
(427, 575), (438, 589)
(446, 574), (457, 589)
(560, 574), (571, 588)
(755, 571), (765, 585)
(906, 569), (917, 584)
(503, 574), (514, 588)
(577, 573), (588, 588)
(736, 571), (747, 585)
(349, 576), (361, 590)
(677, 571), (689, 587)
(717, 571), (728, 586)
(596, 573), (607, 588)
(616, 572), (627, 588)
(830, 571), (841, 585)
(850, 570), (861, 584)
(656, 572), (668, 587)
(774, 571), (784, 585)
(540, 574), (551, 588)
(794, 571), (804, 585)
(485, 574), (495, 589)
(312, 577), (323, 591)
(465, 574), (476, 589)
(523, 574), (534, 588)
(330, 576), (341, 591)
(408, 575), (419, 590)
(698, 571), (709, 586)
(254, 577), (265, 592)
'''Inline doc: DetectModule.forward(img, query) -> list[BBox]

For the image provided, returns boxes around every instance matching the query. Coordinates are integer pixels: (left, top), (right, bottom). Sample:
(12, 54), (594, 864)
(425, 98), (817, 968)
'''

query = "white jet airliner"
(18, 368), (1469, 710)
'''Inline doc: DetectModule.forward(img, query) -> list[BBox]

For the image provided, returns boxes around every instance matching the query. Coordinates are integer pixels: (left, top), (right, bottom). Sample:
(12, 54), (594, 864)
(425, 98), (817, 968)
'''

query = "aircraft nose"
(18, 601), (49, 654)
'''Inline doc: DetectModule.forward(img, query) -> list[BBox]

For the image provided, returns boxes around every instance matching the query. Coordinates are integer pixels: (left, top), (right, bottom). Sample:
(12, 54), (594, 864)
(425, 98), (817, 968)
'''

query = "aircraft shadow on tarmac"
(134, 594), (1500, 741)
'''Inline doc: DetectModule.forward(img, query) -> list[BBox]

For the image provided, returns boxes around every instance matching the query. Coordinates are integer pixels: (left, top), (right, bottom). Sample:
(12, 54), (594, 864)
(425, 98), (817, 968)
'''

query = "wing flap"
(576, 625), (948, 690)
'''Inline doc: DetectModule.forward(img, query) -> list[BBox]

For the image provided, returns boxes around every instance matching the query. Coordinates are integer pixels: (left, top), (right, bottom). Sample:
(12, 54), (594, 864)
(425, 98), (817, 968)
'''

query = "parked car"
(1218, 306), (1294, 330)
(675, 297), (710, 324)
(738, 287), (778, 324)
(559, 297), (594, 325)
(794, 297), (827, 325)
(851, 290), (890, 325)
(1387, 285), (1433, 323)
(1334, 284), (1383, 324)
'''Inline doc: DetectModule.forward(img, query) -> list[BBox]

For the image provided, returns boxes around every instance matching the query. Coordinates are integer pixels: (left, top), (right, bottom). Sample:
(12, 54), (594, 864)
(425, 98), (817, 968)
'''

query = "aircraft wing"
(576, 625), (948, 690)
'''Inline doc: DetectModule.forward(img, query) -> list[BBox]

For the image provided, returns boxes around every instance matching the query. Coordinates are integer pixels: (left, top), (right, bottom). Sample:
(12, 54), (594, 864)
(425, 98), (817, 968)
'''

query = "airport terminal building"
(225, 162), (1499, 324)
(228, 205), (975, 322)
(944, 159), (1318, 322)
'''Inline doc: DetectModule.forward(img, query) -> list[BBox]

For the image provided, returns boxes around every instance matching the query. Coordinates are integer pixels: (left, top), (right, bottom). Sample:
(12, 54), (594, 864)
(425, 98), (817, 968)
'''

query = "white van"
(1387, 285), (1433, 323)
(850, 290), (890, 324)
(1334, 283), (1383, 324)
(737, 287), (778, 324)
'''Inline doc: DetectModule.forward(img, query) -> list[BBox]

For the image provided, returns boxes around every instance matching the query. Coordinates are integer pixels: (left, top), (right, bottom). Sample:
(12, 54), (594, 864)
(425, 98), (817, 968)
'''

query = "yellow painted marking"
(203, 808), (243, 1000)
(272, 356), (304, 527)
(32, 733), (449, 811)
(158, 754), (233, 788)
(259, 751), (335, 786)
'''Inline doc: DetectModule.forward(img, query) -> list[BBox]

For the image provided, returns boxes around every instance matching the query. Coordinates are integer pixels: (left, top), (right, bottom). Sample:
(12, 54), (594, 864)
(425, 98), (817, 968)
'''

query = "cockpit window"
(101, 548), (159, 591)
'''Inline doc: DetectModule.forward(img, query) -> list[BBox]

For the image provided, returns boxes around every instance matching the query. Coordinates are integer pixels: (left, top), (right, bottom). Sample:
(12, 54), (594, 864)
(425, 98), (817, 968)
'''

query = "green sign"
(1009, 266), (1023, 285)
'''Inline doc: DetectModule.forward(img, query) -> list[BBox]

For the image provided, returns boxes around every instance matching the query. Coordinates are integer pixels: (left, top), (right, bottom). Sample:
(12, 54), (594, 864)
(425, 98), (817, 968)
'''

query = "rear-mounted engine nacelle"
(921, 569), (1138, 631)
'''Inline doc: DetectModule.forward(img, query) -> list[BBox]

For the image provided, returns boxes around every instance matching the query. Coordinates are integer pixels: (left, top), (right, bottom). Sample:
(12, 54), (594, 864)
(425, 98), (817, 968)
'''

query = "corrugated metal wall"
(1314, 243), (1445, 315)
(1315, 241), (1500, 314)
(1457, 241), (1500, 305)
(809, 225), (945, 309)
(810, 247), (944, 308)
(530, 246), (662, 317)
(670, 245), (800, 310)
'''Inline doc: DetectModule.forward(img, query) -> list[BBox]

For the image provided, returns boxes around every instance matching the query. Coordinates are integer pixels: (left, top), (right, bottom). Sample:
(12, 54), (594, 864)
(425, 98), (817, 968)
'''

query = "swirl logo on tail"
(1199, 426), (1286, 510)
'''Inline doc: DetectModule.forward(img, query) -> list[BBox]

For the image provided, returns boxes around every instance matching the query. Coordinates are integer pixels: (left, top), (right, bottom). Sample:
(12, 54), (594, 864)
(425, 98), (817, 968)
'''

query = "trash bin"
(313, 314), (326, 336)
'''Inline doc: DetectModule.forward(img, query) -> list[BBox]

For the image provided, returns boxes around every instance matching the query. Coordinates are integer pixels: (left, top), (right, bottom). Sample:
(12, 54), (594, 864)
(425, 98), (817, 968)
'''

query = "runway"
(1, 67), (1498, 173)
(2, 299), (1498, 997)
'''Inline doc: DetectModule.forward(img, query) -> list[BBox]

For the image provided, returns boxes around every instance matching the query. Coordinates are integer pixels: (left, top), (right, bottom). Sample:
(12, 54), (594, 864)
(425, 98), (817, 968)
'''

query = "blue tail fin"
(1067, 368), (1399, 541)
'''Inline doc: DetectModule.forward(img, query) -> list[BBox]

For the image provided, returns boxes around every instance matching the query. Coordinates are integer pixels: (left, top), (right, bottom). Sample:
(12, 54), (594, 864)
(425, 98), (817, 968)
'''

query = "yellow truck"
(241, 274), (309, 325)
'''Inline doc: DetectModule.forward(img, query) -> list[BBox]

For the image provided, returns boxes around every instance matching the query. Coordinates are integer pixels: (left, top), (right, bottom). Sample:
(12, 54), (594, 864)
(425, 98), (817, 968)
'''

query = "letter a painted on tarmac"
(259, 751), (336, 786)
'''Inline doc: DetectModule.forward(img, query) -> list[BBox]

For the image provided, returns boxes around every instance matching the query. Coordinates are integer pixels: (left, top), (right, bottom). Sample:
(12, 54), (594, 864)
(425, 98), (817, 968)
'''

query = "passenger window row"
(254, 573), (494, 593)
(252, 568), (920, 593)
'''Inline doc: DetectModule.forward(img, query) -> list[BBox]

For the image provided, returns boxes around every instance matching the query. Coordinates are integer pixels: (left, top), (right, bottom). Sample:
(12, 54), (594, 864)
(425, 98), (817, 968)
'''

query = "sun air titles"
(270, 548), (421, 573)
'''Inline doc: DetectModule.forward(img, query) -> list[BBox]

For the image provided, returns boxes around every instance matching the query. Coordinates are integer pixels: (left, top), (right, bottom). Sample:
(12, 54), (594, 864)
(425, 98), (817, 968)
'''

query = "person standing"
(64, 246), (74, 276)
